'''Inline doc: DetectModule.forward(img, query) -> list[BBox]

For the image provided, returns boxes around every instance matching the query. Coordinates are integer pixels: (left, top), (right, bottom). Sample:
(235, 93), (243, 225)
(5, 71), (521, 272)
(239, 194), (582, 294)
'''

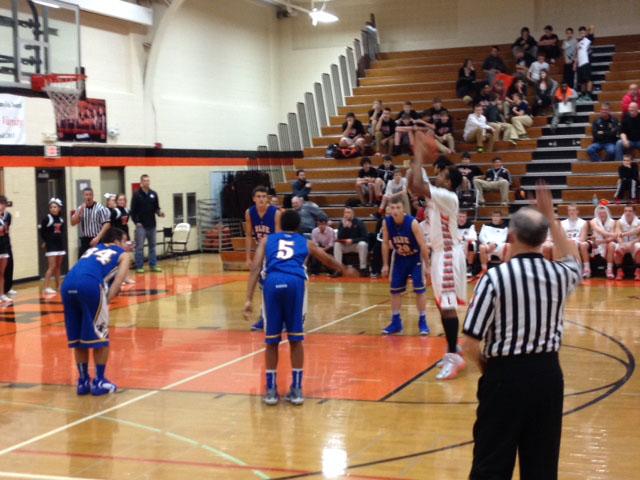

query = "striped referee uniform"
(76, 202), (110, 256)
(464, 253), (581, 480)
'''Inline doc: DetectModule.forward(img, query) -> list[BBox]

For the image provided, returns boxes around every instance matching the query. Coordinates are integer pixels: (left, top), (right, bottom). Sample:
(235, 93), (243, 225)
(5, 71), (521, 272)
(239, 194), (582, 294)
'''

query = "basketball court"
(0, 255), (636, 479)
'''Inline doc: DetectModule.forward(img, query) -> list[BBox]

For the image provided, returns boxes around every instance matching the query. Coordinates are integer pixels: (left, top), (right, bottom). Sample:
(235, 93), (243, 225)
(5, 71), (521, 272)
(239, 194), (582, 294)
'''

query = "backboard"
(0, 0), (81, 91)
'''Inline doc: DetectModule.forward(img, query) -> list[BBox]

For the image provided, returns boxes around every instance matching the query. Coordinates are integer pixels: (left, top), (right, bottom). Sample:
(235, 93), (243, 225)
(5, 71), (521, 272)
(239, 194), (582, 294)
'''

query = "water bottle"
(592, 194), (598, 206)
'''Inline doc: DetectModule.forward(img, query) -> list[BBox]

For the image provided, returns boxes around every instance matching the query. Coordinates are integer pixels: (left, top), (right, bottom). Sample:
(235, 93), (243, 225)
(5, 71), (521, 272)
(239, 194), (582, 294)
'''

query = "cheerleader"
(112, 193), (135, 285)
(0, 196), (12, 306)
(40, 198), (66, 295)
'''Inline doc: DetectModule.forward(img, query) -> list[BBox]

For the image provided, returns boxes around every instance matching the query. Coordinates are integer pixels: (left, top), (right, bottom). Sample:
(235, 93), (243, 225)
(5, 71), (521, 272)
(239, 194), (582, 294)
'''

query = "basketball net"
(45, 82), (82, 123)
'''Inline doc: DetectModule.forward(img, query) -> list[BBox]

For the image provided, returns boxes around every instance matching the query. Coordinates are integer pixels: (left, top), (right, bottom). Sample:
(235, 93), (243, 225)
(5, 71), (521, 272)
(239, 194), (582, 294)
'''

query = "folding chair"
(170, 223), (191, 258)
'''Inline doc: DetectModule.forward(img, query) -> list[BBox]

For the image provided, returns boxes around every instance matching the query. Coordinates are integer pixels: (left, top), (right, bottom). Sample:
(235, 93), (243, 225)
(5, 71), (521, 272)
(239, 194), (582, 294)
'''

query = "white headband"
(48, 197), (63, 207)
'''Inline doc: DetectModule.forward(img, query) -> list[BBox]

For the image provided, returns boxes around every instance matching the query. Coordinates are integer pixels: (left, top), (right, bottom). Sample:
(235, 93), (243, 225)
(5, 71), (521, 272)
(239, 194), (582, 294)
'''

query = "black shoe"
(359, 268), (370, 277)
(330, 271), (342, 278)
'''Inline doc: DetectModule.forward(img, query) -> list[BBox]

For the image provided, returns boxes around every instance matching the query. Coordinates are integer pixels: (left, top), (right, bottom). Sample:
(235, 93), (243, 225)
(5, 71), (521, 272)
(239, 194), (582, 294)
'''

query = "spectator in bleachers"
(394, 112), (416, 154)
(512, 27), (537, 59)
(368, 99), (384, 136)
(486, 100), (517, 145)
(492, 79), (509, 116)
(550, 82), (578, 129)
(616, 102), (640, 160)
(375, 154), (395, 190)
(506, 78), (528, 111)
(375, 108), (396, 155)
(478, 210), (511, 274)
(510, 93), (533, 140)
(378, 169), (409, 214)
(575, 26), (595, 102)
(464, 104), (495, 153)
(615, 154), (638, 203)
(435, 111), (455, 154)
(513, 48), (533, 79)
(457, 59), (477, 104)
(590, 204), (617, 279)
(309, 218), (336, 275)
(291, 196), (327, 235)
(622, 84), (639, 116)
(475, 84), (495, 112)
(527, 53), (550, 84)
(588, 103), (619, 162)
(473, 157), (512, 206)
(457, 152), (483, 195)
(613, 204), (640, 280)
(356, 157), (381, 206)
(424, 98), (447, 124)
(291, 169), (312, 200)
(340, 112), (366, 151)
(562, 28), (578, 88)
(395, 101), (419, 120)
(482, 46), (507, 86)
(333, 206), (370, 277)
(457, 210), (478, 277)
(538, 25), (561, 63)
(532, 69), (558, 116)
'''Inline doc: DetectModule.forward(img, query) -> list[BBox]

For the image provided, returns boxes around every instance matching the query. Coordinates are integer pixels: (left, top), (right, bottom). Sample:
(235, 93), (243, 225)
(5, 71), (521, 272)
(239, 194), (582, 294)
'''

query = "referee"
(71, 187), (111, 257)
(463, 183), (582, 480)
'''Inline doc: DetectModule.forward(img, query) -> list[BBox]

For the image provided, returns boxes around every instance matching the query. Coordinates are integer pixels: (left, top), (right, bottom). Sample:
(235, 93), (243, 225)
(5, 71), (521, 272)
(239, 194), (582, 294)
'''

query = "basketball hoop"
(31, 73), (86, 124)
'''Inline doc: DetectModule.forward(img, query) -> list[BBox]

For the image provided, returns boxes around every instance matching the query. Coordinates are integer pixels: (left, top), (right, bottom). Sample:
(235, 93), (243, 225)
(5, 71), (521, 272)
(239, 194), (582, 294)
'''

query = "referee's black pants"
(79, 237), (94, 258)
(470, 352), (563, 480)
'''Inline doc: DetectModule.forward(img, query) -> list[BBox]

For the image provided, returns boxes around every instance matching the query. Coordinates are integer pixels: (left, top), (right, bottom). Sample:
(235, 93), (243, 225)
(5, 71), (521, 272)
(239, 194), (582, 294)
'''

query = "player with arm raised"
(244, 186), (282, 331)
(408, 131), (467, 380)
(243, 210), (356, 406)
(381, 196), (431, 335)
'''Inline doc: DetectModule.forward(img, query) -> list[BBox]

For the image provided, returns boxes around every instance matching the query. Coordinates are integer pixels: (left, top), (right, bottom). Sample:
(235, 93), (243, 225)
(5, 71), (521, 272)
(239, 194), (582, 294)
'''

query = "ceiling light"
(309, 7), (338, 26)
(32, 0), (61, 8)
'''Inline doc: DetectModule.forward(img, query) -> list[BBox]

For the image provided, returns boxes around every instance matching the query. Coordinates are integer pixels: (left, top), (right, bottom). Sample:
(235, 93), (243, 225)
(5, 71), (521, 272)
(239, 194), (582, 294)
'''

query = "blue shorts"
(61, 278), (110, 349)
(390, 254), (425, 295)
(263, 273), (306, 345)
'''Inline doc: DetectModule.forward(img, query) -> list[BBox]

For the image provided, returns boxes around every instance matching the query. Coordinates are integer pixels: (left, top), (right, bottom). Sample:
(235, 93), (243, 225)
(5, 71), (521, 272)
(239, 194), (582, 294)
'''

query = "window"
(186, 192), (197, 226)
(173, 193), (184, 224)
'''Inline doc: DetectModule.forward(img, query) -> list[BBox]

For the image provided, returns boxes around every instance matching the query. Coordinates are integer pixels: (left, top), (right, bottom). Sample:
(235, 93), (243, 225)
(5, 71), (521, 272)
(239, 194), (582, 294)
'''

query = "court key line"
(0, 473), (100, 480)
(0, 303), (382, 463)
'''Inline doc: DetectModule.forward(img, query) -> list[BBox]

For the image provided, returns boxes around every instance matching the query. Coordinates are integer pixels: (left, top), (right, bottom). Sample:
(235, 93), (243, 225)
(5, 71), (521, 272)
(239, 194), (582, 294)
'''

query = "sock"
(392, 312), (401, 323)
(607, 262), (613, 270)
(266, 370), (277, 390)
(442, 316), (459, 353)
(77, 363), (89, 381)
(583, 262), (589, 269)
(419, 311), (427, 323)
(292, 369), (303, 389)
(95, 364), (106, 381)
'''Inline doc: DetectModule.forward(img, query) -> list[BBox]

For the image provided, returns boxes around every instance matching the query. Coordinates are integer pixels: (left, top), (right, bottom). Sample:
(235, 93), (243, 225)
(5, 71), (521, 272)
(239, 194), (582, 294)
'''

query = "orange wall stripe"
(0, 156), (295, 168)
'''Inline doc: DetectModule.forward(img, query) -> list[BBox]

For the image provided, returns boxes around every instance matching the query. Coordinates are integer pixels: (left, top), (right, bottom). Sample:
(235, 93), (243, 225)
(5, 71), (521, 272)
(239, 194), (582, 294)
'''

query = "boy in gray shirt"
(562, 27), (578, 88)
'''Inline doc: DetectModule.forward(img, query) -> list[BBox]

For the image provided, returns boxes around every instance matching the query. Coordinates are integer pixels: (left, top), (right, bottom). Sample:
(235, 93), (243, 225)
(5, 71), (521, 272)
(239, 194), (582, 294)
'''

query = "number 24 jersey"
(264, 232), (309, 280)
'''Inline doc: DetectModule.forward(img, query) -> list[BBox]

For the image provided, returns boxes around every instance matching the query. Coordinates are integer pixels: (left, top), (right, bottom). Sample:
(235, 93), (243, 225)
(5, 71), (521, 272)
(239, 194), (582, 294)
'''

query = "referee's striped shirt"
(77, 202), (110, 238)
(463, 253), (582, 358)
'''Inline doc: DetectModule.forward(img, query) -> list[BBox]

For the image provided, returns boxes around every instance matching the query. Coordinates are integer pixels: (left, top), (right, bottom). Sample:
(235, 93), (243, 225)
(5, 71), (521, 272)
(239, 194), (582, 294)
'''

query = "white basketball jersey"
(619, 215), (640, 243)
(593, 218), (615, 242)
(561, 218), (586, 240)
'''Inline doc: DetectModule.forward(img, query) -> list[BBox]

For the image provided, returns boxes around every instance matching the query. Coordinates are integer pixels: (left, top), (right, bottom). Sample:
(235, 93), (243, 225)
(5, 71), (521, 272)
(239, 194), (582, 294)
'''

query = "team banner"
(0, 94), (26, 145)
(57, 98), (107, 143)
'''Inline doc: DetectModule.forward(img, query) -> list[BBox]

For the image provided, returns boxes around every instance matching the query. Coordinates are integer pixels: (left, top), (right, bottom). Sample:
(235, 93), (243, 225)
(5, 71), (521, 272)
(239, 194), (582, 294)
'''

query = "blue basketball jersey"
(265, 232), (309, 280)
(385, 214), (420, 256)
(69, 244), (126, 283)
(249, 205), (277, 240)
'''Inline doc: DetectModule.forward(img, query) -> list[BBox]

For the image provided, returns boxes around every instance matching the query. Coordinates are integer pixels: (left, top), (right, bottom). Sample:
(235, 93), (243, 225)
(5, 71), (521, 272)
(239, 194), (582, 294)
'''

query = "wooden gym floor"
(0, 254), (637, 479)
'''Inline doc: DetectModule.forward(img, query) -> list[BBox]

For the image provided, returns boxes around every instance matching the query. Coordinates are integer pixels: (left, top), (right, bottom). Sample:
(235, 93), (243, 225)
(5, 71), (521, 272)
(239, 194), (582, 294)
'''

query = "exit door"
(35, 169), (68, 277)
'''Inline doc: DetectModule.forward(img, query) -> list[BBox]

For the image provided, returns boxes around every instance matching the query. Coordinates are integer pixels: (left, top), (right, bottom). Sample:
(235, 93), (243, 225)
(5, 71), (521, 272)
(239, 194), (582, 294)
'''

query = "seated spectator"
(538, 25), (561, 63)
(395, 101), (419, 120)
(616, 102), (640, 160)
(375, 108), (395, 154)
(513, 48), (533, 79)
(375, 153), (395, 191)
(532, 69), (558, 116)
(457, 59), (478, 104)
(464, 104), (495, 153)
(435, 111), (455, 153)
(291, 196), (327, 235)
(505, 78), (528, 113)
(340, 112), (366, 151)
(368, 99), (384, 136)
(484, 94), (516, 144)
(309, 218), (336, 275)
(394, 112), (416, 154)
(291, 169), (312, 200)
(378, 169), (409, 214)
(424, 98), (447, 124)
(615, 154), (638, 203)
(509, 93), (533, 140)
(473, 157), (512, 206)
(457, 210), (478, 276)
(355, 157), (381, 206)
(562, 28), (578, 88)
(479, 210), (510, 274)
(475, 83), (495, 110)
(512, 27), (538, 58)
(527, 53), (550, 83)
(622, 84), (639, 116)
(457, 152), (483, 192)
(492, 79), (509, 115)
(561, 204), (591, 278)
(589, 204), (617, 279)
(482, 46), (507, 86)
(613, 204), (640, 280)
(551, 82), (578, 129)
(333, 206), (369, 277)
(588, 103), (619, 162)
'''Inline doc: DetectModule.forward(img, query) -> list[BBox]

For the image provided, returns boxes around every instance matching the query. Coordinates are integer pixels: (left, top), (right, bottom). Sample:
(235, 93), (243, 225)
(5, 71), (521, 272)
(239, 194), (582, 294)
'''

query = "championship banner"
(0, 94), (26, 145)
(57, 98), (107, 143)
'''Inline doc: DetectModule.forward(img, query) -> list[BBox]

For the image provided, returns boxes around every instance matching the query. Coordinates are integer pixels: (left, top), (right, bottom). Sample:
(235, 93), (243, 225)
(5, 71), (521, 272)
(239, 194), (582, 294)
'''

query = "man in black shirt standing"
(130, 174), (165, 273)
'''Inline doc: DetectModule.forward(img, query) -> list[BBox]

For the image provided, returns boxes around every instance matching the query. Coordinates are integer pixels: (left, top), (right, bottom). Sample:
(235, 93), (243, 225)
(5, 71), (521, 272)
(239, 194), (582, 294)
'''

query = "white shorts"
(430, 246), (467, 311)
(45, 251), (66, 257)
(340, 136), (360, 146)
(485, 242), (507, 259)
(616, 242), (640, 257)
(594, 241), (613, 258)
(0, 253), (8, 259)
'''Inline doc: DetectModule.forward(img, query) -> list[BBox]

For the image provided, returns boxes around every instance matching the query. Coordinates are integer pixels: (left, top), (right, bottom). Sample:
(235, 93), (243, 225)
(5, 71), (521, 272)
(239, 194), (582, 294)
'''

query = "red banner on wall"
(57, 98), (107, 143)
